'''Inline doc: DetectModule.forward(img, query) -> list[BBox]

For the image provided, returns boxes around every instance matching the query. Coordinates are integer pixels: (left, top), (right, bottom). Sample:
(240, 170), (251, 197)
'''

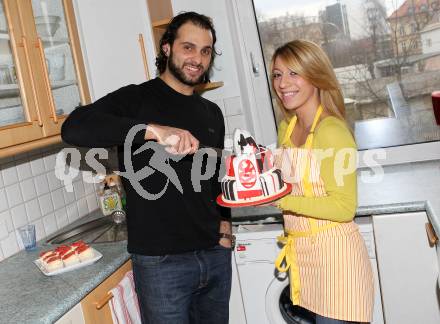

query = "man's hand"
(219, 237), (232, 248)
(145, 124), (199, 155)
(219, 219), (233, 248)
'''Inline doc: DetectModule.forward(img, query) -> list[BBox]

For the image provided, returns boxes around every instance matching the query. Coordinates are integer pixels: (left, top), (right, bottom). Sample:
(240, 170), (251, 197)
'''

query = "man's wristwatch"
(219, 233), (236, 249)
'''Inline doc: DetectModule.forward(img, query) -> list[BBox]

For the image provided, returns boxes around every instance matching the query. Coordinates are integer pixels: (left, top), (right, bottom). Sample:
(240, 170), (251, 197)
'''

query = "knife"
(198, 144), (231, 157)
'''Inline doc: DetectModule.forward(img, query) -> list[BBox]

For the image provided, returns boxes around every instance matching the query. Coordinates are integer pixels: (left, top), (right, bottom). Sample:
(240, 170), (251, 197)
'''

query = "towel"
(109, 270), (142, 324)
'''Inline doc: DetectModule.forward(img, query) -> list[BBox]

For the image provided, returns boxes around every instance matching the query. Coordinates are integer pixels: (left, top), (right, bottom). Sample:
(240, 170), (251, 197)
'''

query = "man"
(61, 12), (232, 324)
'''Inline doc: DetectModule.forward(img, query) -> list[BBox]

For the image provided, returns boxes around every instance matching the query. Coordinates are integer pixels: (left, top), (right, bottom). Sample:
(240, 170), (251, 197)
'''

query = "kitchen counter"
(0, 160), (439, 323)
(0, 204), (433, 324)
(0, 210), (130, 324)
(233, 160), (440, 236)
(232, 200), (431, 224)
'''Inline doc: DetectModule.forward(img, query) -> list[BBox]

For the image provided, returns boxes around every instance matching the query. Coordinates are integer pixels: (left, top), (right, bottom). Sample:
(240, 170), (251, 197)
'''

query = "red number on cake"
(238, 159), (257, 188)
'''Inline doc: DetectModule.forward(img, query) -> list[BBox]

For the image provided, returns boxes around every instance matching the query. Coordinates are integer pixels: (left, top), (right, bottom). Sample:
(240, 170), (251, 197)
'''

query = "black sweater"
(62, 78), (230, 255)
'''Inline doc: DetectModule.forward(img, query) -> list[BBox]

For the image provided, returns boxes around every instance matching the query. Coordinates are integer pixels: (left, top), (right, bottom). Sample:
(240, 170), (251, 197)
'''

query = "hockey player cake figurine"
(217, 129), (291, 207)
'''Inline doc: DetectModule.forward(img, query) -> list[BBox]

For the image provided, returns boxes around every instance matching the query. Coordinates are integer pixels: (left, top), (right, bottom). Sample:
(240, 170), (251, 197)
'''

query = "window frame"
(226, 0), (440, 166)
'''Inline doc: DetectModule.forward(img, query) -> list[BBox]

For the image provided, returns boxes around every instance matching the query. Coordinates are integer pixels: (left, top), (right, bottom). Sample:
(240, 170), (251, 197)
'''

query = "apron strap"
(304, 105), (323, 149)
(281, 105), (323, 147)
(275, 235), (292, 272)
(281, 115), (297, 147)
(279, 105), (323, 197)
(275, 234), (301, 304)
(302, 105), (323, 197)
(275, 220), (339, 305)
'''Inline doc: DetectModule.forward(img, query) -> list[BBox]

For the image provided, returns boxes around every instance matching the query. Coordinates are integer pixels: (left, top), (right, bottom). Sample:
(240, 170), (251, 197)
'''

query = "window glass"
(31, 0), (81, 116)
(253, 0), (440, 149)
(0, 1), (25, 128)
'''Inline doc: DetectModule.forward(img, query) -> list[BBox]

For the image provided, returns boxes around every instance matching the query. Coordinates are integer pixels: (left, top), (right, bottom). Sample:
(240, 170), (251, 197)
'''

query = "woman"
(271, 40), (374, 323)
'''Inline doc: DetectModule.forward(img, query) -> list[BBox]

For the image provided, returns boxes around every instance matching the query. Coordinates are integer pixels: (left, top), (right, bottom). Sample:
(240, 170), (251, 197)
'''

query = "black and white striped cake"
(220, 129), (286, 204)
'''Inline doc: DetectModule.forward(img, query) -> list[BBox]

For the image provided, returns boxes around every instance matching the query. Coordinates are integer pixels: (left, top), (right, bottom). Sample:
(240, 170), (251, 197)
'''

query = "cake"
(39, 250), (54, 261)
(219, 129), (287, 205)
(39, 251), (57, 265)
(75, 244), (95, 261)
(38, 241), (97, 272)
(54, 245), (72, 257)
(45, 256), (63, 272)
(62, 250), (80, 266)
(71, 240), (86, 249)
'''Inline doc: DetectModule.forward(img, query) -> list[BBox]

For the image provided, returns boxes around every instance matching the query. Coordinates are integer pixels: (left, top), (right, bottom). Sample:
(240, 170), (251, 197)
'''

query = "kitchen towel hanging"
(109, 270), (141, 324)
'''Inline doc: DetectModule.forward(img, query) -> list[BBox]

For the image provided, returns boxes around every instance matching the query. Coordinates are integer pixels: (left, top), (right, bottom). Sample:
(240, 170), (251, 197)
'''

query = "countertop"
(0, 209), (130, 324)
(0, 204), (432, 324)
(233, 160), (440, 236)
(1, 160), (439, 324)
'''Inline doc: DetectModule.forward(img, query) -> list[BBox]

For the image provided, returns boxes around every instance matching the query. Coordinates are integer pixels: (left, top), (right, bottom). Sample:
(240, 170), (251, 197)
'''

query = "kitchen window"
(235, 0), (440, 150)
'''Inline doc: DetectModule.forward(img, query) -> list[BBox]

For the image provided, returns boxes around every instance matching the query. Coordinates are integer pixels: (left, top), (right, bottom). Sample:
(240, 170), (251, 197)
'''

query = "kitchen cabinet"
(81, 260), (132, 324)
(373, 212), (440, 324)
(145, 0), (224, 93)
(0, 0), (90, 158)
(55, 303), (85, 324)
(73, 0), (154, 100)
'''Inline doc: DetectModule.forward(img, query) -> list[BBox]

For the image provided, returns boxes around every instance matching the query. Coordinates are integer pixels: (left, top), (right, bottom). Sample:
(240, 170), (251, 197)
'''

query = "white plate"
(33, 248), (103, 276)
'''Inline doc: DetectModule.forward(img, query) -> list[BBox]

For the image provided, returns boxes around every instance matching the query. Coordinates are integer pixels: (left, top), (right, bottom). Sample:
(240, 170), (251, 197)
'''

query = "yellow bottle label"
(100, 192), (121, 215)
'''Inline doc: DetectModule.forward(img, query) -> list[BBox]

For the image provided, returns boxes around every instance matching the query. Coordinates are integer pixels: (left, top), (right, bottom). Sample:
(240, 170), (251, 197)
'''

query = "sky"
(254, 0), (406, 20)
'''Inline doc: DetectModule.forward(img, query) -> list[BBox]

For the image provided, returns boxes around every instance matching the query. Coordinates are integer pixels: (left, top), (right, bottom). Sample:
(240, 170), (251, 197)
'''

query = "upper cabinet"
(0, 0), (224, 158)
(145, 0), (224, 93)
(73, 0), (153, 101)
(0, 0), (90, 157)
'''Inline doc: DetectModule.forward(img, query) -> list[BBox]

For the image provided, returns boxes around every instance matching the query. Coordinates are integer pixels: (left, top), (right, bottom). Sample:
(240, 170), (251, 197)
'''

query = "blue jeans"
(132, 245), (232, 324)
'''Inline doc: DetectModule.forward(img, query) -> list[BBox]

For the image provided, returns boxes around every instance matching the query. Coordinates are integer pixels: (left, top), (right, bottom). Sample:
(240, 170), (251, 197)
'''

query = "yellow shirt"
(277, 116), (357, 222)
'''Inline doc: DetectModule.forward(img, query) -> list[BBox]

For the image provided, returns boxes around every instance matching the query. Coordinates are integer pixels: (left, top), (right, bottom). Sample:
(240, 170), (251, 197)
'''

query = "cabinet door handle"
(21, 36), (43, 127)
(138, 33), (150, 80)
(95, 292), (114, 310)
(425, 222), (439, 246)
(37, 37), (58, 124)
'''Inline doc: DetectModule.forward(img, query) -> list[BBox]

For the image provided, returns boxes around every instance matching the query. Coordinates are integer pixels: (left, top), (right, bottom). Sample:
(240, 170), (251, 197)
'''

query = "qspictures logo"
(55, 125), (387, 200)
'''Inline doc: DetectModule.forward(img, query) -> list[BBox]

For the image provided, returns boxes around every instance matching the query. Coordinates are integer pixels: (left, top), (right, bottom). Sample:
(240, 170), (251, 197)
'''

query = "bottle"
(99, 181), (122, 216)
(109, 177), (126, 211)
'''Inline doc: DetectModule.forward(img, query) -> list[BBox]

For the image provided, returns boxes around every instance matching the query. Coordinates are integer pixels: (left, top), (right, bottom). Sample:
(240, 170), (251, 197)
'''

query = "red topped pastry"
(71, 240), (86, 249)
(76, 244), (95, 261)
(45, 255), (63, 272)
(62, 250), (80, 266)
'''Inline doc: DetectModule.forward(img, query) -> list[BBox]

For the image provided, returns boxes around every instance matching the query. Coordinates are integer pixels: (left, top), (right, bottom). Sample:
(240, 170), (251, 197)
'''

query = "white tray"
(33, 248), (103, 276)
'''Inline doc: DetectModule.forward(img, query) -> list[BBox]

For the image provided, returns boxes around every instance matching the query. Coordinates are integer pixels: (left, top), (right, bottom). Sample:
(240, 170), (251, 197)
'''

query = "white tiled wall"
(0, 145), (99, 261)
(215, 95), (247, 151)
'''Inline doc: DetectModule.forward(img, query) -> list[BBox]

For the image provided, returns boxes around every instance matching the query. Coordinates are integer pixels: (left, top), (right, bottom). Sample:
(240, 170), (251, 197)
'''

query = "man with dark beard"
(61, 12), (232, 324)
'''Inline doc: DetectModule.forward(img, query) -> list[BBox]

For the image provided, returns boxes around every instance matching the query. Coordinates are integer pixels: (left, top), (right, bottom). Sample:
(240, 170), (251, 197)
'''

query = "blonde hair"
(270, 40), (346, 122)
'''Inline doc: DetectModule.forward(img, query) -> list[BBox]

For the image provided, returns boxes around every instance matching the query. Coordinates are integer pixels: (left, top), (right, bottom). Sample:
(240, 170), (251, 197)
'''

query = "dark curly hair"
(155, 11), (218, 83)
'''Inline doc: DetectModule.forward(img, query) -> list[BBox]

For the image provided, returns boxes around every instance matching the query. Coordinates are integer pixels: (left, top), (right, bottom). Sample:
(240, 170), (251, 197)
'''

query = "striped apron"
(274, 106), (374, 322)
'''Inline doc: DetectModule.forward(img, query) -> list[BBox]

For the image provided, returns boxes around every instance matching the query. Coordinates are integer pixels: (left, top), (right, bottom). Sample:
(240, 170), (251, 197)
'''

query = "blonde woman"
(271, 40), (374, 323)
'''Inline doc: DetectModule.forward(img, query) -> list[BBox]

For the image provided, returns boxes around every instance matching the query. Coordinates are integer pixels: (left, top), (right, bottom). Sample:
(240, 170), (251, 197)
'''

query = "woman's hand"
(258, 200), (280, 207)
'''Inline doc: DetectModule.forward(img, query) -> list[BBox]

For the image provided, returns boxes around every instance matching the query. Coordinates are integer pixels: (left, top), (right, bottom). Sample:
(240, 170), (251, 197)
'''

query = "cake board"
(217, 183), (292, 208)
